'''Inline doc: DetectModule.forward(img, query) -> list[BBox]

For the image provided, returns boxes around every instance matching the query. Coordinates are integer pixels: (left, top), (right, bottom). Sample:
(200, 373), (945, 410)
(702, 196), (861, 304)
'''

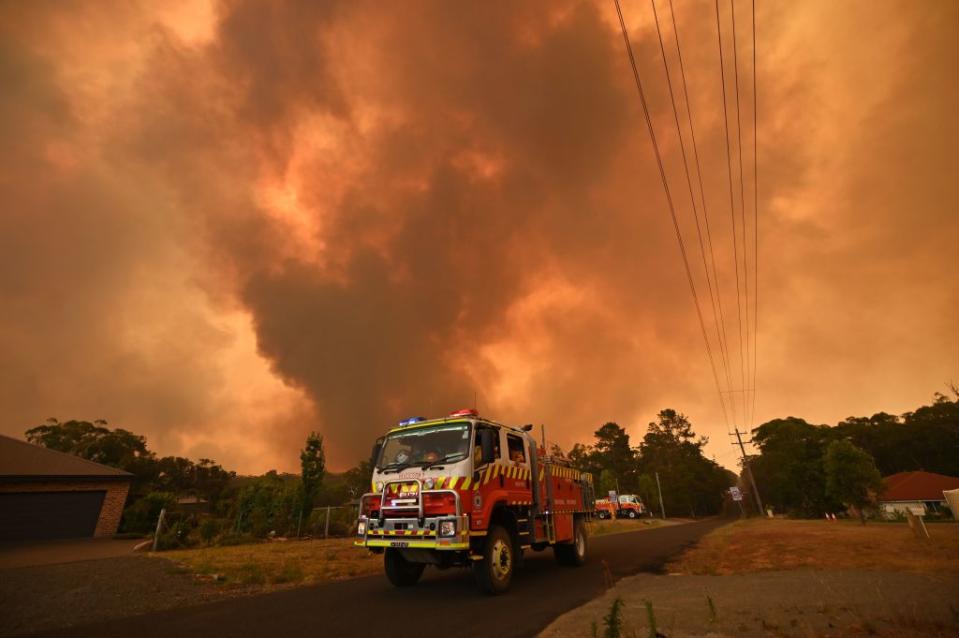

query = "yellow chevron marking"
(461, 476), (471, 490)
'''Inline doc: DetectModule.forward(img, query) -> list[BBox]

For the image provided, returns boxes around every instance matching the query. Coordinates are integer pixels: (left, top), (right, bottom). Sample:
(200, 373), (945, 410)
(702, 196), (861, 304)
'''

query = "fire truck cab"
(355, 410), (594, 594)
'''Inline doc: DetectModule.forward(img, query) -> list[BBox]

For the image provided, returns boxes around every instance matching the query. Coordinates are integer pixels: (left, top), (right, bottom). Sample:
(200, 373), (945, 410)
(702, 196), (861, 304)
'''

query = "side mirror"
(479, 430), (497, 464)
(370, 437), (384, 468)
(521, 424), (533, 432)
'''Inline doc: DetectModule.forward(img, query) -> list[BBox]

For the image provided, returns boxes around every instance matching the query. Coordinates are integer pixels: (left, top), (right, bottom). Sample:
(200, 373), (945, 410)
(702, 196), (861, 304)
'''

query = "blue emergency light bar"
(397, 416), (426, 427)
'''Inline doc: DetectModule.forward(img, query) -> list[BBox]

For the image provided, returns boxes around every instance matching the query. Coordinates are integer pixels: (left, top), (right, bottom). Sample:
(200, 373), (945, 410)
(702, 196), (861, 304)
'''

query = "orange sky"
(1, 0), (956, 474)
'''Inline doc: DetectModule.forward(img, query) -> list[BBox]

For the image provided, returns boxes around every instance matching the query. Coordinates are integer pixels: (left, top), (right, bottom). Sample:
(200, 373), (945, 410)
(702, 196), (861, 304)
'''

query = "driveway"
(0, 538), (142, 569)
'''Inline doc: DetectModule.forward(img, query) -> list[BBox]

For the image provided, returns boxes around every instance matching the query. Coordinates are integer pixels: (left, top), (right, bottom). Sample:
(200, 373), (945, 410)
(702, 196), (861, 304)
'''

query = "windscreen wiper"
(420, 453), (467, 470)
(379, 462), (411, 474)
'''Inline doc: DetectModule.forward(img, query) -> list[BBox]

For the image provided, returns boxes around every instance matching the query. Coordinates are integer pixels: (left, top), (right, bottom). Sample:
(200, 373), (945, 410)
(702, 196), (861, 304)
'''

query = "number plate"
(389, 541), (409, 548)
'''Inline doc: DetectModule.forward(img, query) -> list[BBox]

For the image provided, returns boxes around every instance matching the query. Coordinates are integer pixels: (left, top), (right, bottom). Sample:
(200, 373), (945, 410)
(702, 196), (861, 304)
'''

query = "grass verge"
(588, 518), (665, 538)
(669, 517), (959, 575)
(158, 538), (380, 591)
(159, 518), (674, 592)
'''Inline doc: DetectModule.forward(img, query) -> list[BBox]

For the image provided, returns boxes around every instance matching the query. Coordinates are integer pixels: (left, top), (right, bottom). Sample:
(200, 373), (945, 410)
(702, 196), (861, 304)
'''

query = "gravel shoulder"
(0, 555), (226, 637)
(539, 569), (959, 637)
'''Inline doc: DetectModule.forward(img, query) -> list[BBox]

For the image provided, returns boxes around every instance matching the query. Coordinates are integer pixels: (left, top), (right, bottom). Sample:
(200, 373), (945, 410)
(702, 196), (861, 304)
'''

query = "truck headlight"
(375, 482), (383, 492)
(357, 520), (367, 535)
(424, 478), (435, 489)
(439, 520), (456, 537)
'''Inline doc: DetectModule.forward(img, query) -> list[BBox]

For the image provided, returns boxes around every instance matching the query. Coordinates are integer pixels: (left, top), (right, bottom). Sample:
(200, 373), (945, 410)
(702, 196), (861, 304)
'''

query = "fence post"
(152, 507), (166, 552)
(324, 506), (331, 538)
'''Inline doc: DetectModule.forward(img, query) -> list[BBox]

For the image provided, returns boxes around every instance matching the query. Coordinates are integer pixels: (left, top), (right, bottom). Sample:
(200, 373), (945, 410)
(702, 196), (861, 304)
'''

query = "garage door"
(0, 491), (106, 541)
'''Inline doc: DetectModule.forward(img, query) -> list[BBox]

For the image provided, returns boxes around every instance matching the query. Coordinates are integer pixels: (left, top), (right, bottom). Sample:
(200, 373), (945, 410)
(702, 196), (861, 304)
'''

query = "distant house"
(0, 434), (132, 541)
(878, 470), (959, 518)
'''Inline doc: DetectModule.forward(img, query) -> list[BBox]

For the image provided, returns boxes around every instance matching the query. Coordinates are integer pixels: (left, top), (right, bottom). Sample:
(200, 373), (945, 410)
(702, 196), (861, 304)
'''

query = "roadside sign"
(729, 487), (743, 502)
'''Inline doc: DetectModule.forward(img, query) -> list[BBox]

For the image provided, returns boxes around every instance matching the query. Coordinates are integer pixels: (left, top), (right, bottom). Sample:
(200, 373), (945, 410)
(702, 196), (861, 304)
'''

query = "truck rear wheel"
(554, 518), (587, 567)
(473, 525), (514, 594)
(384, 548), (425, 587)
(626, 509), (637, 519)
(597, 510), (610, 520)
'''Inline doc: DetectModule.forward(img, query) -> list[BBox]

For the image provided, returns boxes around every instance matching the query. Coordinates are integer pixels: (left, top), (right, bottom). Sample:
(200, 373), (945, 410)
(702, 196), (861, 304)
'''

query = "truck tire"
(597, 510), (610, 520)
(627, 509), (637, 519)
(554, 518), (587, 567)
(473, 525), (514, 594)
(384, 548), (425, 587)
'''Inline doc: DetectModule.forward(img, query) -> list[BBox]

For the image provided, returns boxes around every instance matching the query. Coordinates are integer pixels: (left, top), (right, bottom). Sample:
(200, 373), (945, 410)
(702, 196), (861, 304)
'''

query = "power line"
(714, 0), (749, 430)
(750, 0), (757, 427)
(612, 0), (731, 433)
(729, 0), (752, 429)
(649, 0), (733, 430)
(664, 0), (736, 421)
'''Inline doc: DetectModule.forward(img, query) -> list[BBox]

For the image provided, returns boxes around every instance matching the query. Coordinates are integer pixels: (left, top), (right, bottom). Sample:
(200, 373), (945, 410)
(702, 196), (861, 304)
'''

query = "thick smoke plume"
(1, 0), (956, 471)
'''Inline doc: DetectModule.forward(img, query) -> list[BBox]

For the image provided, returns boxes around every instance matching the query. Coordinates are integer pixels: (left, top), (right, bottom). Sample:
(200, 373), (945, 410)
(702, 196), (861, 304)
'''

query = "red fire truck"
(595, 493), (645, 519)
(355, 409), (594, 594)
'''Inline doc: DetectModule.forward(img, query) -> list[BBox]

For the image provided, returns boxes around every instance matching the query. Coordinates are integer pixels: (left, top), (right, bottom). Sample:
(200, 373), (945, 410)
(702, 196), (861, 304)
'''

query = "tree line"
(748, 388), (959, 518)
(565, 409), (737, 518)
(26, 387), (955, 545)
(25, 419), (371, 546)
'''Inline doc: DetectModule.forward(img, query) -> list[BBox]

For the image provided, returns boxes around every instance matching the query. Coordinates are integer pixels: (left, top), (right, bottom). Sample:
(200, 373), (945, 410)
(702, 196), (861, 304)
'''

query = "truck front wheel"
(626, 509), (637, 519)
(384, 548), (425, 587)
(554, 518), (588, 567)
(473, 525), (514, 594)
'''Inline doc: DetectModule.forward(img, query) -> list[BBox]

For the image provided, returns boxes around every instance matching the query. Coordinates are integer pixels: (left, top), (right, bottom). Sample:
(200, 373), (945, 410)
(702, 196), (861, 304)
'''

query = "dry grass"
(588, 517), (665, 537)
(158, 538), (381, 591)
(670, 518), (959, 575)
(157, 519), (669, 592)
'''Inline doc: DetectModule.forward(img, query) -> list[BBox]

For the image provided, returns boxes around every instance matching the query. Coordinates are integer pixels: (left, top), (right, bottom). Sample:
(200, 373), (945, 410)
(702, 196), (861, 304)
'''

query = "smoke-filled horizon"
(2, 0), (956, 474)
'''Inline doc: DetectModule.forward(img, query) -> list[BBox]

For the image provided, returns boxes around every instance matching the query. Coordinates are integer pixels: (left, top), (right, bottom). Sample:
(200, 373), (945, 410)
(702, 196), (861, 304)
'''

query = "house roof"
(879, 470), (959, 502)
(0, 434), (132, 480)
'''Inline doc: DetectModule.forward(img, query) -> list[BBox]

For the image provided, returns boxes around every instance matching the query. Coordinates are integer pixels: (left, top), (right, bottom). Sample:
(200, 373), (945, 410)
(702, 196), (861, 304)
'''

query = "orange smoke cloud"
(1, 0), (956, 473)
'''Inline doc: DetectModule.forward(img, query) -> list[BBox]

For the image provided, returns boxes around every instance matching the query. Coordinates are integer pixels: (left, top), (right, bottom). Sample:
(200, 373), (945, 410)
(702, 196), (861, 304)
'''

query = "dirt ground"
(670, 518), (959, 575)
(542, 519), (959, 637)
(538, 569), (959, 638)
(0, 555), (226, 637)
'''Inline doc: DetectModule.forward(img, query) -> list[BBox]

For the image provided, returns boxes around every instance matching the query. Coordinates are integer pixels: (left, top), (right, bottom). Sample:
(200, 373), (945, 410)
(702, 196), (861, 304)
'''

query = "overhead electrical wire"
(612, 0), (732, 431)
(730, 0), (752, 427)
(663, 0), (737, 419)
(649, 0), (734, 429)
(713, 0), (749, 429)
(750, 0), (759, 429)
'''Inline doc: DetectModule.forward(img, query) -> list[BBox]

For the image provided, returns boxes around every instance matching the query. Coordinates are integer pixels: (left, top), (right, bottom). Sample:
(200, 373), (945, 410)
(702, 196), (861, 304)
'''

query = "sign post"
(729, 486), (745, 516)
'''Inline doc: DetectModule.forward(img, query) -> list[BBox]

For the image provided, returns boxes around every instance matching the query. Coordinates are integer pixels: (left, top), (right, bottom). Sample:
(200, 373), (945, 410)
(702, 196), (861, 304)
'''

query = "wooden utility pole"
(731, 429), (764, 515)
(152, 507), (166, 552)
(654, 471), (666, 519)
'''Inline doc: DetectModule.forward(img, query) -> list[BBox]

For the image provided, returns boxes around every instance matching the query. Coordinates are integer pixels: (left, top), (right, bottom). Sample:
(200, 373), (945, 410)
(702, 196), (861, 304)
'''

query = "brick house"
(0, 434), (132, 541)
(878, 470), (959, 518)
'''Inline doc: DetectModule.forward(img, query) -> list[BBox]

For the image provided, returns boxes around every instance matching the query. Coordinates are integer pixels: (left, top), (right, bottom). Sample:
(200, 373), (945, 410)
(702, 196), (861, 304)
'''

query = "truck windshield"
(377, 422), (471, 471)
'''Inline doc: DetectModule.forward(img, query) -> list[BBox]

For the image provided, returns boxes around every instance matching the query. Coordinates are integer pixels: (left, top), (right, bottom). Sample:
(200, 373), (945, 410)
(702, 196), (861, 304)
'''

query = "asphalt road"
(31, 518), (727, 638)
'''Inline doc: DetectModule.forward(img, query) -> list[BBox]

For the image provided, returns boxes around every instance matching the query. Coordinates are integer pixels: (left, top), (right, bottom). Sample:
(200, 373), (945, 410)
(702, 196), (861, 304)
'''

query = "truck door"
(505, 432), (531, 501)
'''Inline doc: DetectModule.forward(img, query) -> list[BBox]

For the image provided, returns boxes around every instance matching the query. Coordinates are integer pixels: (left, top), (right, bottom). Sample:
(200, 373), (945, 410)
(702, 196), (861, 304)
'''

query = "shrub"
(215, 532), (257, 547)
(199, 518), (222, 545)
(121, 491), (176, 534)
(155, 519), (193, 550)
